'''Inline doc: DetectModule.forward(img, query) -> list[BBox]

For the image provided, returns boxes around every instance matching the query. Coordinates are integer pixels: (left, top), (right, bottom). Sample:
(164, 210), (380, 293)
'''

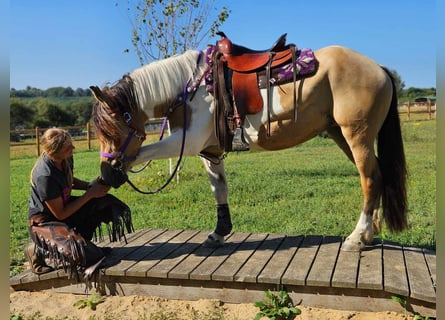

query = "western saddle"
(212, 32), (299, 152)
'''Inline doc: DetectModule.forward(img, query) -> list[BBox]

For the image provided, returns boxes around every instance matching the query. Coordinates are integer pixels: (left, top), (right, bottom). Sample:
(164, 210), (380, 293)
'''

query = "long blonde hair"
(30, 128), (74, 187)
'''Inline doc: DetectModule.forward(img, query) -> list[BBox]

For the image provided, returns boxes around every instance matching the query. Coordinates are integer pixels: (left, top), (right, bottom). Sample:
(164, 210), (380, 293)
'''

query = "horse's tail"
(377, 67), (408, 232)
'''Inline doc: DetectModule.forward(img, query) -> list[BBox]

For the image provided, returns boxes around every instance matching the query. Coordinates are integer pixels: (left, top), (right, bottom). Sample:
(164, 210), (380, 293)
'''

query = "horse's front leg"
(200, 156), (232, 247)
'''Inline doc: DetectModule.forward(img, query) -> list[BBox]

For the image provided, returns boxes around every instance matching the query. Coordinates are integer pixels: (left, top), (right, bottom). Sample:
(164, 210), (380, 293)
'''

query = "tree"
(124, 0), (230, 64)
(10, 98), (35, 129)
(387, 68), (405, 98)
(30, 99), (77, 127)
(67, 100), (94, 125)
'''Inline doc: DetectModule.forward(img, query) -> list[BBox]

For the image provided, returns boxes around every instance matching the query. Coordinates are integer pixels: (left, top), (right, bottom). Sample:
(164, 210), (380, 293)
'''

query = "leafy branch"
(123, 0), (230, 64)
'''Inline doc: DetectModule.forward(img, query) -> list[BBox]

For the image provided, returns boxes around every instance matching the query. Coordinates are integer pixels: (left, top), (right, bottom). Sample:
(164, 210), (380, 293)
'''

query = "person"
(26, 128), (133, 278)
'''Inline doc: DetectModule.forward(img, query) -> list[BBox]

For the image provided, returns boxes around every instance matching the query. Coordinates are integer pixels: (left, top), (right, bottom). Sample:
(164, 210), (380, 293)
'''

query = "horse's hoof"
(203, 232), (225, 248)
(341, 237), (364, 252)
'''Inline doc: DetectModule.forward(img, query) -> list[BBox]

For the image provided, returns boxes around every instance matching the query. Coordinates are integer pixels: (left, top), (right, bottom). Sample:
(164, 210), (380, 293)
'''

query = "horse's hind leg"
(339, 127), (383, 251)
(326, 126), (355, 163)
(200, 156), (232, 247)
(327, 126), (383, 239)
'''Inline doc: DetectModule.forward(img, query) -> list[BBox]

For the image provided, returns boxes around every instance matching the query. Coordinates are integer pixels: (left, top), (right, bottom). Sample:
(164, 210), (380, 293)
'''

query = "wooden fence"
(398, 100), (436, 120)
(10, 104), (435, 156)
(10, 119), (167, 157)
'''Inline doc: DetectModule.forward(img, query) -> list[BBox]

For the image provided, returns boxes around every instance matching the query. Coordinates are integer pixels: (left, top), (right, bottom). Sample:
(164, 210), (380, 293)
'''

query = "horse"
(89, 36), (407, 252)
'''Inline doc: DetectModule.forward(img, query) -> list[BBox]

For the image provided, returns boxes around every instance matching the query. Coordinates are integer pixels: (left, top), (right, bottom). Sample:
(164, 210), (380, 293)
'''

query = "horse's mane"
(92, 50), (200, 147)
(130, 50), (201, 111)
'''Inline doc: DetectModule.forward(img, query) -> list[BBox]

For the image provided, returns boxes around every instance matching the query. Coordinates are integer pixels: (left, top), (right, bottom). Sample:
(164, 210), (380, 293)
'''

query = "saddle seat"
(216, 31), (294, 72)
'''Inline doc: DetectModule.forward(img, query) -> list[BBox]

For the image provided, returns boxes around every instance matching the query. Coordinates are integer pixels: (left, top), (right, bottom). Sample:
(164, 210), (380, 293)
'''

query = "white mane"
(130, 50), (202, 117)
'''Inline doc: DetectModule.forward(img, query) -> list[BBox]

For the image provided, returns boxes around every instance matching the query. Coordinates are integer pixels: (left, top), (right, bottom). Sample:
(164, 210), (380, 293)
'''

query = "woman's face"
(54, 138), (75, 160)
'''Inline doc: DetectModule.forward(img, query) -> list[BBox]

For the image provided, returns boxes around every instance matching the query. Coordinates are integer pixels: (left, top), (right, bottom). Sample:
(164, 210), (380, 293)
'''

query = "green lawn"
(9, 118), (436, 276)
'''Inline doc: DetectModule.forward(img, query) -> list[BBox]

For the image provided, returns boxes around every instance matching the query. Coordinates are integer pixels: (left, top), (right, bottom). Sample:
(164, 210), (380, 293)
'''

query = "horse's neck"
(130, 50), (204, 118)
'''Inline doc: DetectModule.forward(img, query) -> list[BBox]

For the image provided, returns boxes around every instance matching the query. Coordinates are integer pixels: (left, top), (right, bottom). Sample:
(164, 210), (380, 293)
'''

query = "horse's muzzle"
(100, 161), (128, 188)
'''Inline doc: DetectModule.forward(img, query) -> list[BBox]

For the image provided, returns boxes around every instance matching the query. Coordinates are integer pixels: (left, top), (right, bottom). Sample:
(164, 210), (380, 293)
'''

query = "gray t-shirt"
(28, 154), (73, 219)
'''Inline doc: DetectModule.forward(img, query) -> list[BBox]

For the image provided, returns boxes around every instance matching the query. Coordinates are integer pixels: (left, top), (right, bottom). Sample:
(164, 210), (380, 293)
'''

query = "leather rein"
(103, 52), (206, 195)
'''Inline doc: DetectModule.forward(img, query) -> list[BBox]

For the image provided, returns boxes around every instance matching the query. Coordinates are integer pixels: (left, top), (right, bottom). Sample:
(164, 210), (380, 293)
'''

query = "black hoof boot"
(215, 203), (232, 236)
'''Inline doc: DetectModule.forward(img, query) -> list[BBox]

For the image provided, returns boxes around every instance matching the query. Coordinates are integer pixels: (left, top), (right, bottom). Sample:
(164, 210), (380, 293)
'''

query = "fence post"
(86, 123), (91, 150)
(427, 100), (432, 120)
(407, 101), (411, 120)
(35, 127), (40, 156)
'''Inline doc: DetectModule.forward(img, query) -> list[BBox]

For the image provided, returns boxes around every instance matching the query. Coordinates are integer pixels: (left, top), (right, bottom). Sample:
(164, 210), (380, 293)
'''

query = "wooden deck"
(10, 228), (436, 317)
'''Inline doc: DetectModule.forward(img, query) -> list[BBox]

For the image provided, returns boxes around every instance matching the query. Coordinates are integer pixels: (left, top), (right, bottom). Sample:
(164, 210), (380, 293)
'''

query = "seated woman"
(26, 128), (133, 279)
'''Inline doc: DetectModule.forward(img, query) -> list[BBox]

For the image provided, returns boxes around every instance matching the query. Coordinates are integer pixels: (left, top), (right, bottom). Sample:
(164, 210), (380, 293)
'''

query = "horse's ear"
(90, 86), (107, 103)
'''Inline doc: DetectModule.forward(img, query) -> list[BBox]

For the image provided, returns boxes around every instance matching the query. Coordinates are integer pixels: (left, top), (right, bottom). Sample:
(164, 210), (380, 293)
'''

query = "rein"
(125, 85), (188, 195)
(129, 117), (169, 173)
(125, 52), (206, 194)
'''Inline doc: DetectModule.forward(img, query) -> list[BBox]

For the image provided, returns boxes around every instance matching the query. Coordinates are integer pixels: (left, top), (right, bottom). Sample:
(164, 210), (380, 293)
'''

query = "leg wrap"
(215, 204), (232, 236)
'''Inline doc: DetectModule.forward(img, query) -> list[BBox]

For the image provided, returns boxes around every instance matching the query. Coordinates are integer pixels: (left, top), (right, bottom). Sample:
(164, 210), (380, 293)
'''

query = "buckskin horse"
(90, 33), (407, 251)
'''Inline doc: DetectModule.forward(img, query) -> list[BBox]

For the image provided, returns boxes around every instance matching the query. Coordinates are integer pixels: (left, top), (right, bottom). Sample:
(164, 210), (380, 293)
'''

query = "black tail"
(377, 68), (408, 232)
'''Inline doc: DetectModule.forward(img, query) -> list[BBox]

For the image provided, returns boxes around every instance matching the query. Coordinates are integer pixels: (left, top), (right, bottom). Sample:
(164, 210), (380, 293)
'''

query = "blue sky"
(10, 0), (436, 90)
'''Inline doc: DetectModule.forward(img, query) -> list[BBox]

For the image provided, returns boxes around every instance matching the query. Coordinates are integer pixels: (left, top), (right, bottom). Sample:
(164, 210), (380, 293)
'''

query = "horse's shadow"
(99, 235), (381, 269)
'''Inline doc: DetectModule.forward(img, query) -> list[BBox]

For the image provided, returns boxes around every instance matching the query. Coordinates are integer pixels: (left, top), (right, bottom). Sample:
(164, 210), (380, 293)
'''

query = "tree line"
(10, 82), (436, 131)
(10, 87), (93, 130)
(10, 86), (92, 98)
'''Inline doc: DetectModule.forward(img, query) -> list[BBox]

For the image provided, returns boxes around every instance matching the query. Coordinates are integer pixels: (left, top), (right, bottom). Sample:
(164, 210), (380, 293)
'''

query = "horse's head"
(90, 77), (148, 188)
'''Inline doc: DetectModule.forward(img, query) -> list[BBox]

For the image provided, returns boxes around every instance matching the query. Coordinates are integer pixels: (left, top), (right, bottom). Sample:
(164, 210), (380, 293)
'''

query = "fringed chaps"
(28, 195), (134, 282)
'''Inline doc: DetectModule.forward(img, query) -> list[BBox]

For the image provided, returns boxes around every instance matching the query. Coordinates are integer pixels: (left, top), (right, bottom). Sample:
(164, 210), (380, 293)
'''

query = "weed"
(73, 293), (105, 311)
(254, 290), (301, 320)
(391, 295), (434, 320)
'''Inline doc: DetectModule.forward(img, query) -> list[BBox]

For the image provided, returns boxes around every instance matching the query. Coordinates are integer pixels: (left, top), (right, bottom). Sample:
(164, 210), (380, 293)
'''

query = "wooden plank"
(424, 249), (436, 290)
(382, 240), (409, 297)
(331, 240), (360, 288)
(10, 269), (39, 285)
(104, 229), (169, 276)
(101, 228), (150, 248)
(404, 246), (436, 302)
(234, 233), (284, 283)
(257, 235), (304, 284)
(306, 236), (342, 287)
(190, 232), (250, 281)
(167, 232), (227, 280)
(146, 230), (206, 278)
(357, 239), (383, 290)
(281, 235), (323, 286)
(135, 230), (198, 277)
(124, 229), (185, 277)
(211, 232), (266, 282)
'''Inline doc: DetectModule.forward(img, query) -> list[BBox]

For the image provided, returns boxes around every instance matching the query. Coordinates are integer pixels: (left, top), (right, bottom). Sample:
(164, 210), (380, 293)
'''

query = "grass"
(9, 118), (436, 276)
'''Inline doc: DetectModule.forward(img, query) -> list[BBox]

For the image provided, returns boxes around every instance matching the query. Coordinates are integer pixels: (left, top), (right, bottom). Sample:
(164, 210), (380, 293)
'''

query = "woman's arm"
(72, 177), (89, 190)
(45, 181), (111, 220)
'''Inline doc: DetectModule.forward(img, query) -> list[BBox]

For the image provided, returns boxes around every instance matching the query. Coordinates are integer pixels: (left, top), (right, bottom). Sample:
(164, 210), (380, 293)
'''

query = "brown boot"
(24, 243), (54, 275)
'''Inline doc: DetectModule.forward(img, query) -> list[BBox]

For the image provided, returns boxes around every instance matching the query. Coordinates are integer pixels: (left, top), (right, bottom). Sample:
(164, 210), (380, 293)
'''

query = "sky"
(10, 0), (436, 90)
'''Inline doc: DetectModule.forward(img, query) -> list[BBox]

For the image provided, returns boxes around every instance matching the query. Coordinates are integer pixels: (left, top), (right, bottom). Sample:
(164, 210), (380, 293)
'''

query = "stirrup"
(232, 127), (250, 151)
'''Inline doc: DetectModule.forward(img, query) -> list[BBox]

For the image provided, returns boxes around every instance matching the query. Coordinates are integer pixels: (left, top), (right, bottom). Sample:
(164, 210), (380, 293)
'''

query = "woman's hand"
(86, 177), (111, 198)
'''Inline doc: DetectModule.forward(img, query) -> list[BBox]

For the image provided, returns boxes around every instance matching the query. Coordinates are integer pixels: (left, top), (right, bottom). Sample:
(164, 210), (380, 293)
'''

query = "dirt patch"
(10, 290), (414, 319)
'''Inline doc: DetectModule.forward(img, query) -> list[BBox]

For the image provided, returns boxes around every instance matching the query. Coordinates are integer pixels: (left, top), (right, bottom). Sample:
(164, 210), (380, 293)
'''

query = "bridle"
(100, 111), (146, 170)
(100, 51), (208, 194)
